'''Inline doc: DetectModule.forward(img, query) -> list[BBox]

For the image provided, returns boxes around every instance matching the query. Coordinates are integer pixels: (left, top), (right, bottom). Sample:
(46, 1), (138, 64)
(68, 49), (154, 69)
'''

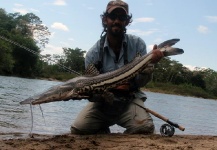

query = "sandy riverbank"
(1, 133), (217, 150)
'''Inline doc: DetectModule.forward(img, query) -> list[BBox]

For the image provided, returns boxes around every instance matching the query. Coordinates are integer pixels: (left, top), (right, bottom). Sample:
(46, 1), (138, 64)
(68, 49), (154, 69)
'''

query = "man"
(71, 0), (163, 134)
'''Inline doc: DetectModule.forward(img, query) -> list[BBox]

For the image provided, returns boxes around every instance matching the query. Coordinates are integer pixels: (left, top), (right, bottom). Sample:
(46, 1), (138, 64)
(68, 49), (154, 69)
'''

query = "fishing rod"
(133, 102), (185, 137)
(0, 35), (81, 76)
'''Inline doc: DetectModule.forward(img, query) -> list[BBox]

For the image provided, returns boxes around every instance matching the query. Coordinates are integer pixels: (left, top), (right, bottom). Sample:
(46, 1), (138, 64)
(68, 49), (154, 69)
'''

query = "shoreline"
(1, 133), (217, 150)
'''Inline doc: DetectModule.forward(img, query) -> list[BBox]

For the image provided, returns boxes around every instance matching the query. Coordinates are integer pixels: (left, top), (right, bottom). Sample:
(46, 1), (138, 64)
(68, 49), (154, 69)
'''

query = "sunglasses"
(107, 13), (128, 21)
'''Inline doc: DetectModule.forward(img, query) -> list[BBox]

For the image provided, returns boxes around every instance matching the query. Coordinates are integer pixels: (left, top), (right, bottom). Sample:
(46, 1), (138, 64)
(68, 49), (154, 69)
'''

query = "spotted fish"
(20, 39), (184, 105)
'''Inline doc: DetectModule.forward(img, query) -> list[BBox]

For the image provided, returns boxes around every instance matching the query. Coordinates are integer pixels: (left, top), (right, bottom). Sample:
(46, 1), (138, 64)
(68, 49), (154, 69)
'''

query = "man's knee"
(70, 126), (111, 135)
(124, 122), (155, 134)
(136, 123), (155, 134)
(70, 126), (84, 135)
(70, 126), (94, 135)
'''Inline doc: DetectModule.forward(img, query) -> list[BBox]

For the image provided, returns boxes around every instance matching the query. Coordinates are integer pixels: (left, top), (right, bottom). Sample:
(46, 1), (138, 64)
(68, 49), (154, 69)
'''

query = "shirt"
(85, 34), (147, 99)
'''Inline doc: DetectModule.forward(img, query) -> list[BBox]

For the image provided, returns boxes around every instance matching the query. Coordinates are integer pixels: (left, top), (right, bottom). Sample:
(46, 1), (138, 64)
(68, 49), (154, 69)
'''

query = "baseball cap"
(106, 0), (129, 14)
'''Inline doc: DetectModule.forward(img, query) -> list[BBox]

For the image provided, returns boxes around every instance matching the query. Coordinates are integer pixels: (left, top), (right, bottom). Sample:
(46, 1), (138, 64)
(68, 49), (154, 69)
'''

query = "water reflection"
(0, 75), (217, 136)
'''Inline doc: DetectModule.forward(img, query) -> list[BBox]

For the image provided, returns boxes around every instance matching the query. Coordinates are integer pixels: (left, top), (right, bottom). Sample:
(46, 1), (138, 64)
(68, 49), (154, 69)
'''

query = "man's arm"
(85, 40), (101, 69)
(133, 64), (154, 88)
(132, 44), (163, 89)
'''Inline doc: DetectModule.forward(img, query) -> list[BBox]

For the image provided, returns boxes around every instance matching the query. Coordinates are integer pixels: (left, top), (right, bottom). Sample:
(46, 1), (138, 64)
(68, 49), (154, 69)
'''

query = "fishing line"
(29, 103), (34, 138)
(39, 104), (46, 126)
(0, 35), (36, 136)
(0, 34), (81, 136)
(28, 103), (47, 137)
(0, 35), (81, 76)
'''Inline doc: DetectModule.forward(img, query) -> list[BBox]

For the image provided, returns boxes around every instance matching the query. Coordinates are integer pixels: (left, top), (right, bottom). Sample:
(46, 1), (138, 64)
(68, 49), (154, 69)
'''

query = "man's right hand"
(151, 44), (164, 63)
(89, 93), (104, 102)
(88, 92), (114, 104)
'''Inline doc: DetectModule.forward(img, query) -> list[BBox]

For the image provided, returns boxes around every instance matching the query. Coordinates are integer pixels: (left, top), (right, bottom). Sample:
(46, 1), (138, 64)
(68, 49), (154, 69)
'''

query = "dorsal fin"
(84, 64), (100, 76)
(158, 39), (180, 48)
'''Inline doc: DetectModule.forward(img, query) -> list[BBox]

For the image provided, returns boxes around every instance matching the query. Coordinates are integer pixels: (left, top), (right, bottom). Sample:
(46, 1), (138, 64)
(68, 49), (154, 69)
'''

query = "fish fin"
(85, 64), (100, 76)
(158, 39), (180, 48)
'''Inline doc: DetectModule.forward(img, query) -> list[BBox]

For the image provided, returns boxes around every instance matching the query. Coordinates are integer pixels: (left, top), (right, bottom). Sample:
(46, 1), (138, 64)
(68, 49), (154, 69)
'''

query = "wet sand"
(1, 133), (217, 150)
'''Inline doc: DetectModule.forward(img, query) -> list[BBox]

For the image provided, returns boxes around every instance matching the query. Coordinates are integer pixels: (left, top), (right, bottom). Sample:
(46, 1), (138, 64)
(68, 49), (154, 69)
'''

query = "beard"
(107, 24), (126, 37)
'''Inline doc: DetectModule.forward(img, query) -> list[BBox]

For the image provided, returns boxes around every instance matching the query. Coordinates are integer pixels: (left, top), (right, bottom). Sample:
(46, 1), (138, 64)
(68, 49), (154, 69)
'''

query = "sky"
(2, 0), (217, 71)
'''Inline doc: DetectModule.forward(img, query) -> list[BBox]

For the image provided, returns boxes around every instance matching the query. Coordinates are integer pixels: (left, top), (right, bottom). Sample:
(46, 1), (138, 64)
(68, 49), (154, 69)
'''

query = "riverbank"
(144, 82), (217, 100)
(1, 133), (217, 150)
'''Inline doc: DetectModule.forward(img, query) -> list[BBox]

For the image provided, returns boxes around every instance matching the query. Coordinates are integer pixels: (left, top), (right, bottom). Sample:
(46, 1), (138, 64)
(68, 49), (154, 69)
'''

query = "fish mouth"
(162, 48), (184, 56)
(20, 89), (90, 105)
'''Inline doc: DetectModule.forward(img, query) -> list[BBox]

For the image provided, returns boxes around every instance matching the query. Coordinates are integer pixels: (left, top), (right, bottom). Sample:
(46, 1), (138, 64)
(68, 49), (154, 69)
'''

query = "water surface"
(1, 75), (217, 137)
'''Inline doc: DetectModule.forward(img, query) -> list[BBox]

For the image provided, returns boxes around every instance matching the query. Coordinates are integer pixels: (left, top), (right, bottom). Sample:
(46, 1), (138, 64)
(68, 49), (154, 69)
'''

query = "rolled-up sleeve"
(85, 40), (100, 68)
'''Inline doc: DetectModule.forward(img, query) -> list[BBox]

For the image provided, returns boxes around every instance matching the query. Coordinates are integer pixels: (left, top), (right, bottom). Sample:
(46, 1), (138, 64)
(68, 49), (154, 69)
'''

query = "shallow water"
(0, 75), (217, 136)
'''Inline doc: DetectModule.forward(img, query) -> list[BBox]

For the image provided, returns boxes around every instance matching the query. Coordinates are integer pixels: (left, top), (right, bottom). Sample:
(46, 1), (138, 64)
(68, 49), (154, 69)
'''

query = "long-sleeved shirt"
(85, 34), (149, 100)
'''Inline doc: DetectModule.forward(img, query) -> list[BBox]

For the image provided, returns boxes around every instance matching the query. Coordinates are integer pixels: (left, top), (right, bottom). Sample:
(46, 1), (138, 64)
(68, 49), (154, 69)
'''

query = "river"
(0, 75), (217, 137)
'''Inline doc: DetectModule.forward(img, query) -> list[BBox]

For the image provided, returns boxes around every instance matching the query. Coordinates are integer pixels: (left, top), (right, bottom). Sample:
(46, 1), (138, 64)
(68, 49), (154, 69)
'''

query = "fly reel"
(160, 124), (175, 137)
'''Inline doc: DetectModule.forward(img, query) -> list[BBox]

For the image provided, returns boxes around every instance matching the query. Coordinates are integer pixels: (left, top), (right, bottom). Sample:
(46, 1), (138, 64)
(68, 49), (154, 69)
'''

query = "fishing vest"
(95, 34), (128, 73)
(94, 34), (140, 93)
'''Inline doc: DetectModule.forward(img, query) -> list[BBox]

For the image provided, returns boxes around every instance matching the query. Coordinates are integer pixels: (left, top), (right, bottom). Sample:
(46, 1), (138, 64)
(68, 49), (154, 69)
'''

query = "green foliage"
(37, 49), (86, 80)
(146, 82), (217, 100)
(0, 39), (14, 74)
(151, 57), (217, 98)
(40, 71), (77, 81)
(198, 69), (217, 96)
(8, 12), (50, 48)
(62, 47), (86, 73)
(11, 35), (40, 77)
(0, 8), (50, 77)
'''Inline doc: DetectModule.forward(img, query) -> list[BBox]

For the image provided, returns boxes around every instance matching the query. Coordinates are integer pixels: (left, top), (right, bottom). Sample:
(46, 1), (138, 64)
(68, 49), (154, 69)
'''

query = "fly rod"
(133, 102), (185, 136)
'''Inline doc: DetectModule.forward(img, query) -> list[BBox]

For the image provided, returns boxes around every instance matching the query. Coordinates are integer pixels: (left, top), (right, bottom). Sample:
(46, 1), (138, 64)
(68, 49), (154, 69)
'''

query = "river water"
(0, 75), (217, 137)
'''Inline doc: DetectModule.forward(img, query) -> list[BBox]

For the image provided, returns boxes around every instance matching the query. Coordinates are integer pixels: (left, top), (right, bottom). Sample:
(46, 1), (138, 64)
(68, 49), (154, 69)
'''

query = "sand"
(0, 133), (217, 150)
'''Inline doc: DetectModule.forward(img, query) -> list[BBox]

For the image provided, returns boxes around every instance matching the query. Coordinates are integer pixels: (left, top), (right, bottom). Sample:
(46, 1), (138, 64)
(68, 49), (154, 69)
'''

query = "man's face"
(105, 8), (128, 37)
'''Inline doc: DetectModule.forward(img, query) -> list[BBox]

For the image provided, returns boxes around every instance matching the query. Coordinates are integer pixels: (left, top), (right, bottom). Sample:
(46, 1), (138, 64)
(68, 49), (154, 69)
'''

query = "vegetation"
(0, 8), (85, 79)
(145, 82), (217, 100)
(0, 8), (217, 100)
(0, 8), (49, 77)
(149, 57), (217, 99)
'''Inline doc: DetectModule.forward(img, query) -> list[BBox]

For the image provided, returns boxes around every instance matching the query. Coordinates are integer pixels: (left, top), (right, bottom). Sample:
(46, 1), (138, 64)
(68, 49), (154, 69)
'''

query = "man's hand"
(139, 45), (163, 75)
(114, 83), (130, 91)
(88, 91), (114, 104)
(151, 44), (164, 63)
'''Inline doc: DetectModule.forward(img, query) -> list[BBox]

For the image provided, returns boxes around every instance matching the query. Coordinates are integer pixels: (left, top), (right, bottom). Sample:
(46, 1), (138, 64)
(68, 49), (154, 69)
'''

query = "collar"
(104, 34), (127, 49)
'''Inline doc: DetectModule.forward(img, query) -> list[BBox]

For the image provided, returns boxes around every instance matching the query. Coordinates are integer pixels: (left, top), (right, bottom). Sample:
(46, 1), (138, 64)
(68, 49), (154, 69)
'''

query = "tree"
(0, 8), (50, 77)
(11, 34), (40, 77)
(0, 39), (14, 74)
(0, 9), (16, 32)
(62, 47), (86, 73)
(201, 69), (217, 96)
(153, 57), (175, 82)
(190, 72), (206, 89)
(9, 12), (50, 48)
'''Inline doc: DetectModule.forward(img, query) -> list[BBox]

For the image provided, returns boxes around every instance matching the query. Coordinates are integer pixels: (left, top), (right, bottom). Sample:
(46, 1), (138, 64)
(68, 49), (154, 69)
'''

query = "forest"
(0, 8), (217, 99)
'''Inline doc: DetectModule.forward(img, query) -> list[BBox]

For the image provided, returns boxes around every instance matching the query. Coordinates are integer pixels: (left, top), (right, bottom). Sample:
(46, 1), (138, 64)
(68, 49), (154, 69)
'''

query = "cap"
(106, 0), (128, 14)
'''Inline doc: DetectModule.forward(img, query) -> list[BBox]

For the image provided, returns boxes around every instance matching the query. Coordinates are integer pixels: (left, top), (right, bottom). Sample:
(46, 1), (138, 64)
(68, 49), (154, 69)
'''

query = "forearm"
(132, 63), (154, 88)
(134, 73), (152, 88)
